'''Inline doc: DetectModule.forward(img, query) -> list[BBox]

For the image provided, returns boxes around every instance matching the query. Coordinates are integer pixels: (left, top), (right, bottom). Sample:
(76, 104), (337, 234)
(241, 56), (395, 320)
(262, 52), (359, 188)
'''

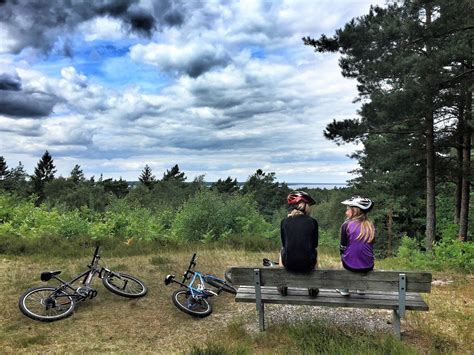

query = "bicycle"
(18, 246), (148, 322)
(164, 253), (236, 318)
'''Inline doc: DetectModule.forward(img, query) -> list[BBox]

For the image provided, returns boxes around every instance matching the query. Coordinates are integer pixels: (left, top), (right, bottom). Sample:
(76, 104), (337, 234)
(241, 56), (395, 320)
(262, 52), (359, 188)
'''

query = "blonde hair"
(288, 202), (311, 217)
(348, 207), (375, 243)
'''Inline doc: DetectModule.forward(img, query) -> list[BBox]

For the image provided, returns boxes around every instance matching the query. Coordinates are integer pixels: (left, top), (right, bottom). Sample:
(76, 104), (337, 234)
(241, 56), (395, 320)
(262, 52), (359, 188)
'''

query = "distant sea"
(201, 182), (347, 190)
(286, 183), (347, 190)
(129, 181), (347, 190)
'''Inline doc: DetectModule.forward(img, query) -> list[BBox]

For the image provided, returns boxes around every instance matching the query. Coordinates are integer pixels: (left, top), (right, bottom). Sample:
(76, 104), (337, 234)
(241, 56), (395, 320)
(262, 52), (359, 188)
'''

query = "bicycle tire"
(102, 272), (148, 298)
(171, 289), (212, 318)
(205, 276), (237, 295)
(18, 286), (75, 322)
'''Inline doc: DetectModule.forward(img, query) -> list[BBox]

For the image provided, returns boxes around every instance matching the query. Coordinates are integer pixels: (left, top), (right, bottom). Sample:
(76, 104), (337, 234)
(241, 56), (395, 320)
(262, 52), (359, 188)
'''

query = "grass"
(1, 245), (472, 354)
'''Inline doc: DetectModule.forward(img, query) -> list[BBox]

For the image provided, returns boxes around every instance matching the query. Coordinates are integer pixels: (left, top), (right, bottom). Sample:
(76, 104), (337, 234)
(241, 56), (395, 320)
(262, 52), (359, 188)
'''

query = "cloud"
(130, 42), (230, 78)
(43, 115), (95, 147)
(0, 0), (168, 54)
(0, 70), (59, 117)
(0, 116), (43, 136)
(0, 0), (384, 182)
(0, 90), (58, 118)
(0, 72), (21, 90)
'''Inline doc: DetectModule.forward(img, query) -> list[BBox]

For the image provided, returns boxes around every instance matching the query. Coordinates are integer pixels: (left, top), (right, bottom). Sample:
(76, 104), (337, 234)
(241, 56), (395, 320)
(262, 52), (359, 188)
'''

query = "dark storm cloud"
(186, 53), (231, 78)
(0, 90), (58, 118)
(152, 0), (185, 27)
(0, 0), (186, 55)
(0, 72), (21, 90)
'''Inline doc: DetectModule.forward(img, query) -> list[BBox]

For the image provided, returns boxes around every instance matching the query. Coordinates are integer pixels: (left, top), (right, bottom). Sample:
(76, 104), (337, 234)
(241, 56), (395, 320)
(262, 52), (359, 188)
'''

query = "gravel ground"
(236, 302), (394, 335)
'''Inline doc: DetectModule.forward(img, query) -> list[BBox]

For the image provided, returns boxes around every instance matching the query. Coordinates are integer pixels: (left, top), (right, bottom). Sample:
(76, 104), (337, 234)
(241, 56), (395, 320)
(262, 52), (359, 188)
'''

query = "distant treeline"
(0, 151), (473, 271)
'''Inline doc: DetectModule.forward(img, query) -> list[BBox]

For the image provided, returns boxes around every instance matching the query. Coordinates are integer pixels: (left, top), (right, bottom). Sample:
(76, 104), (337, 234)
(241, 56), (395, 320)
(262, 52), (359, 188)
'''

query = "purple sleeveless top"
(340, 220), (374, 270)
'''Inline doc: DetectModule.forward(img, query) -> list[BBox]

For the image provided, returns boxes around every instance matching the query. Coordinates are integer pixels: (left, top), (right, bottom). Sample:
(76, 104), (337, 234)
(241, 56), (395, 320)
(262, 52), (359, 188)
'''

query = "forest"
(0, 149), (472, 272)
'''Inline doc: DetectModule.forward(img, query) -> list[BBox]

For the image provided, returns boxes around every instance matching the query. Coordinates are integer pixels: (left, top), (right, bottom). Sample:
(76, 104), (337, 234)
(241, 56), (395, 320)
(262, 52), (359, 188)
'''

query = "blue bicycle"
(164, 253), (236, 317)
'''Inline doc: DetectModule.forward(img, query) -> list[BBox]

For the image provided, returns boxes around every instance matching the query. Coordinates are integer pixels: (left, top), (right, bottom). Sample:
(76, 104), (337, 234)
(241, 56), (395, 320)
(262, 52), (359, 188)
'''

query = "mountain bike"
(18, 246), (148, 322)
(164, 253), (236, 318)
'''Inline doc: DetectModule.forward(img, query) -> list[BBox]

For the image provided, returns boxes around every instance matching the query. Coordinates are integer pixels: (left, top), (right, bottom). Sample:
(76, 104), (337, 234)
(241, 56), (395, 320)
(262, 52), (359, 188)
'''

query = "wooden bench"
(226, 267), (432, 339)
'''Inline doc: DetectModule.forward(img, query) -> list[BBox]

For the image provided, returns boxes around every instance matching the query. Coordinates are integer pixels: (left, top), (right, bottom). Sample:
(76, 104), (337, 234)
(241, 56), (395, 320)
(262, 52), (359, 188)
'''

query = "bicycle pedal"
(203, 290), (218, 297)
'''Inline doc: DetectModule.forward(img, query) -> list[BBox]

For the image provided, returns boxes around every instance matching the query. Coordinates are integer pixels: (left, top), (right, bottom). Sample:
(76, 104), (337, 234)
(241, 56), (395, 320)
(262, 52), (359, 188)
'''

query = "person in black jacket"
(279, 191), (319, 297)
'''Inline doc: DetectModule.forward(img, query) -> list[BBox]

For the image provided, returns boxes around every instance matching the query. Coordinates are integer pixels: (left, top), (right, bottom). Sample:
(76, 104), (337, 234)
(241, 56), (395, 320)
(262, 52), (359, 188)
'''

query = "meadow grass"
(1, 244), (472, 354)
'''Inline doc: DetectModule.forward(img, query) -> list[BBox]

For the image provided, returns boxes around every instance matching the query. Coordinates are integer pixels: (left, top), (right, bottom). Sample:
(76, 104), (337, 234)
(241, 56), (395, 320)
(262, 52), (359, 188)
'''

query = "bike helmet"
(287, 191), (316, 206)
(341, 196), (374, 211)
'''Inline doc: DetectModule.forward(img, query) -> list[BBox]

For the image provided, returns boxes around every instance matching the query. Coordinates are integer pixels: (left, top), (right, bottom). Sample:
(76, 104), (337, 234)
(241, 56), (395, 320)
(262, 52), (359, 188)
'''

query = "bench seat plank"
(228, 267), (432, 293)
(235, 286), (429, 311)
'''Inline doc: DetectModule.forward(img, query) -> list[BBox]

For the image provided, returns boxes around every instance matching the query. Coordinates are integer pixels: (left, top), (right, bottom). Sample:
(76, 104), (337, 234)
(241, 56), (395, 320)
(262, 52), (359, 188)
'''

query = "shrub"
(395, 235), (473, 272)
(171, 190), (272, 243)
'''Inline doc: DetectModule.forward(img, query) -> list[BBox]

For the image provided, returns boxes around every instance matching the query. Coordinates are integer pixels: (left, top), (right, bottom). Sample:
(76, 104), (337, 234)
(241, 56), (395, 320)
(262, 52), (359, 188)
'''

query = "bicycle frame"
(42, 246), (117, 301)
(165, 253), (216, 299)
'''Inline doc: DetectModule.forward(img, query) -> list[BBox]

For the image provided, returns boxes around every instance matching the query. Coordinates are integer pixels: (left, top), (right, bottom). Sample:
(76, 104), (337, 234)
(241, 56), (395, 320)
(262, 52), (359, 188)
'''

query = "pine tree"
(4, 161), (29, 195)
(211, 177), (239, 194)
(303, 0), (472, 249)
(0, 156), (8, 181)
(162, 164), (186, 182)
(242, 169), (289, 220)
(69, 164), (85, 184)
(32, 150), (56, 204)
(139, 164), (156, 188)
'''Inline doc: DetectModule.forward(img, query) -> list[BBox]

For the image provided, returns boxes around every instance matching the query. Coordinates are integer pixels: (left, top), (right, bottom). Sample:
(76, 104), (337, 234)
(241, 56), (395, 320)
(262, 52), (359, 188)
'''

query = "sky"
(0, 0), (384, 183)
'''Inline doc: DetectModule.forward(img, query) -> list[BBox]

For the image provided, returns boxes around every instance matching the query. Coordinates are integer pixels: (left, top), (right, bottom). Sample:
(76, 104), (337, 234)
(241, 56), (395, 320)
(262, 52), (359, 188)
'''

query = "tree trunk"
(426, 109), (436, 251)
(425, 5), (436, 252)
(458, 89), (472, 241)
(387, 209), (393, 257)
(454, 148), (462, 225)
(454, 104), (464, 224)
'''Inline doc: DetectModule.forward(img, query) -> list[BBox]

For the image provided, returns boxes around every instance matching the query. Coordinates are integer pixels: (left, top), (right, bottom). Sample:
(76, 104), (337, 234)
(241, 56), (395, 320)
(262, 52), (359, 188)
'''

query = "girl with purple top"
(336, 196), (375, 296)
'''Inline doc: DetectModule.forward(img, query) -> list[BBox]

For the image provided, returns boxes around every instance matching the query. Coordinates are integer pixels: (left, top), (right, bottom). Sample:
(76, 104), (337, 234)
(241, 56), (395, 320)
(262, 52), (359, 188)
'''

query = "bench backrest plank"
(228, 267), (432, 293)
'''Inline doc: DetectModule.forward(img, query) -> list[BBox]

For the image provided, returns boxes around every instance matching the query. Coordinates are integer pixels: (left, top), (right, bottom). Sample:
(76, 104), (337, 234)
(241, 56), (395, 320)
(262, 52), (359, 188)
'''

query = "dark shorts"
(281, 248), (317, 273)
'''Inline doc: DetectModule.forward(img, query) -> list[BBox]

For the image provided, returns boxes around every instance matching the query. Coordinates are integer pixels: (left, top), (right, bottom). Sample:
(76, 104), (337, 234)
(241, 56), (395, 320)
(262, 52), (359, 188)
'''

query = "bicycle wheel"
(205, 276), (237, 295)
(171, 289), (212, 318)
(102, 272), (148, 298)
(18, 286), (75, 322)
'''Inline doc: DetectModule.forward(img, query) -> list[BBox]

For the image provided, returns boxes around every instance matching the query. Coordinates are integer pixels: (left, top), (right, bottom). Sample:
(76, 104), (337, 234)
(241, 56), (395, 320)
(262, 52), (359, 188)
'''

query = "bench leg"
(392, 310), (401, 340)
(254, 268), (265, 331)
(257, 302), (265, 331)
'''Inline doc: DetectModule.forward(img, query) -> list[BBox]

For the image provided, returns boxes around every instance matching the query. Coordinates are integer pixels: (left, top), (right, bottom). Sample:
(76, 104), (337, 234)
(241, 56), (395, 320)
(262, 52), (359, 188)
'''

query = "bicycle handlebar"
(90, 246), (100, 266)
(182, 253), (198, 283)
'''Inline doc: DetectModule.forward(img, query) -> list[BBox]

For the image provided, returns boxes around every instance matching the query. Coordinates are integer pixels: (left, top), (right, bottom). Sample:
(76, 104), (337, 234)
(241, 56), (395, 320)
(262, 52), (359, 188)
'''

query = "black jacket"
(280, 215), (318, 272)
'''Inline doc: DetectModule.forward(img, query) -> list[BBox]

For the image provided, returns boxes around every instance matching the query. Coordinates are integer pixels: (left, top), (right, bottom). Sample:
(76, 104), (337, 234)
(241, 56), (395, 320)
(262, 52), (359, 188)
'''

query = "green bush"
(434, 238), (474, 271)
(171, 190), (272, 243)
(395, 235), (473, 272)
(100, 199), (165, 241)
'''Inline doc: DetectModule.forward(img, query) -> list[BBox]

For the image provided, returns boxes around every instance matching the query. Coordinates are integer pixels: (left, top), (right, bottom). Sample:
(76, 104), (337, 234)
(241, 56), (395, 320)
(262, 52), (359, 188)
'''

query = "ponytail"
(288, 202), (311, 217)
(349, 207), (375, 243)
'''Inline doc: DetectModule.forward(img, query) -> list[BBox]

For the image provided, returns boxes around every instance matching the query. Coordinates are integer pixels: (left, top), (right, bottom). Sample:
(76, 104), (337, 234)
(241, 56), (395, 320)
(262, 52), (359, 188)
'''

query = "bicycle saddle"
(164, 274), (175, 285)
(40, 270), (62, 281)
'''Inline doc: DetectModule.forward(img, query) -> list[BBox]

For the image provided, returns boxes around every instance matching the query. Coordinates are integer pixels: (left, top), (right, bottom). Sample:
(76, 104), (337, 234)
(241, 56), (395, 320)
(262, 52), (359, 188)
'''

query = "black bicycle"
(18, 246), (148, 322)
(164, 253), (236, 318)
